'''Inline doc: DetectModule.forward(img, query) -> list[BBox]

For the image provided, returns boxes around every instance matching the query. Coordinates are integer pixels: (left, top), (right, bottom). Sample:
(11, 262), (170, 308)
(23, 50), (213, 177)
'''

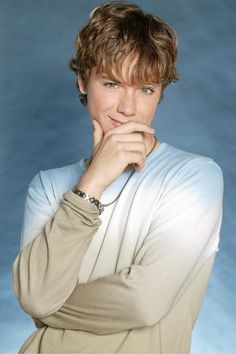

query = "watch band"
(71, 185), (104, 215)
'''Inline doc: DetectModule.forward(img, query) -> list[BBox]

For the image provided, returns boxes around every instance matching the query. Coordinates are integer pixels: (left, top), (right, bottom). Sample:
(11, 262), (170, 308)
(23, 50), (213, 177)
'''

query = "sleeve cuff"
(62, 190), (102, 225)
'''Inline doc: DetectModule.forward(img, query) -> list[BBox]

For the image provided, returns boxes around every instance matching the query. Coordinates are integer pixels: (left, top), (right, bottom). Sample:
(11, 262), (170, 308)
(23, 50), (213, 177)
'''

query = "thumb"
(92, 120), (103, 151)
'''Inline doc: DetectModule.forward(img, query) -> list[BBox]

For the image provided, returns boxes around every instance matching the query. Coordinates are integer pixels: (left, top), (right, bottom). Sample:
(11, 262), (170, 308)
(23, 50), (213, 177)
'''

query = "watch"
(71, 185), (104, 215)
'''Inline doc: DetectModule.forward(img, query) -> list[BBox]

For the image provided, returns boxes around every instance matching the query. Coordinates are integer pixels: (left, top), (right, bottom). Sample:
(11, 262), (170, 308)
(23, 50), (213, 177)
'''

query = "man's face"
(78, 61), (162, 134)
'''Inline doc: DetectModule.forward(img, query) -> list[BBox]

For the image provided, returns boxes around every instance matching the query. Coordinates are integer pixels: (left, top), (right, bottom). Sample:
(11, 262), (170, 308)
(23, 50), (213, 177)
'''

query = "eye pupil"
(141, 87), (153, 94)
(105, 82), (117, 88)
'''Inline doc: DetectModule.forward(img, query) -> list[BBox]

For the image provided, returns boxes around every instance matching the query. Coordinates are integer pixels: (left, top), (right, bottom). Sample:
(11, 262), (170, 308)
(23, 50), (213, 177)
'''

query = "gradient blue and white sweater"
(13, 141), (224, 354)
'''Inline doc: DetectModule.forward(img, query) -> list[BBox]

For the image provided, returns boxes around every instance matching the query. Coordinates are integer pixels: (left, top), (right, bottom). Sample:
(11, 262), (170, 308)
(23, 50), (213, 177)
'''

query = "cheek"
(86, 91), (102, 118)
(87, 90), (115, 117)
(140, 99), (159, 122)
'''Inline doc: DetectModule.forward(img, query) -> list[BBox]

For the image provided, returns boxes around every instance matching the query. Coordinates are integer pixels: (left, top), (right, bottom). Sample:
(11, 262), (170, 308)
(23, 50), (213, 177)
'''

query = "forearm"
(37, 266), (146, 334)
(12, 190), (102, 318)
(37, 250), (217, 335)
(76, 173), (104, 200)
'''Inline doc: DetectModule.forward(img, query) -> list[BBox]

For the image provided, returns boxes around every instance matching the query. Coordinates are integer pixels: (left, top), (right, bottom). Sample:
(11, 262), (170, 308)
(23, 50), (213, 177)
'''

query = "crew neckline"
(79, 141), (167, 173)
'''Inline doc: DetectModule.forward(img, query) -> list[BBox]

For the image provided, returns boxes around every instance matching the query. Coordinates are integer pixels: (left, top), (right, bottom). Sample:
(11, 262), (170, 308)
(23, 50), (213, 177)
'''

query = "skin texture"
(76, 58), (162, 199)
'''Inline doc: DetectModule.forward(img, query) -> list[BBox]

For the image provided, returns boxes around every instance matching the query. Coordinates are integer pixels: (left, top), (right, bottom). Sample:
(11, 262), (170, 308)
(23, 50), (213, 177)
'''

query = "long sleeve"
(12, 172), (102, 319)
(36, 159), (224, 335)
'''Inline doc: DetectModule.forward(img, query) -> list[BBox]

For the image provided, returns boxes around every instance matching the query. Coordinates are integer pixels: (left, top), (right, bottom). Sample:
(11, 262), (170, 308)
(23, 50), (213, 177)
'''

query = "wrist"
(71, 186), (104, 215)
(76, 174), (104, 200)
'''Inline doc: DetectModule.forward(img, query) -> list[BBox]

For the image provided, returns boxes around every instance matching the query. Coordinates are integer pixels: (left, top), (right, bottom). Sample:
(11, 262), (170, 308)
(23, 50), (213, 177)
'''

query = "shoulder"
(28, 160), (83, 210)
(156, 143), (224, 204)
(178, 156), (223, 206)
(159, 143), (223, 184)
(30, 160), (81, 188)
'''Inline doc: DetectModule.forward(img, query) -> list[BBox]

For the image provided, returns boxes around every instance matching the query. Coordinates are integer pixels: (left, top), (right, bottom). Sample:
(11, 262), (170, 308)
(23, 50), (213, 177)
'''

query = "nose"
(117, 89), (136, 117)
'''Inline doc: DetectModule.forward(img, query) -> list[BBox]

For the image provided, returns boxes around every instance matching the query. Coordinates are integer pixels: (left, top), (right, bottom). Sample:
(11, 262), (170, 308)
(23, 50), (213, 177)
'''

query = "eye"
(104, 81), (119, 89)
(139, 87), (154, 95)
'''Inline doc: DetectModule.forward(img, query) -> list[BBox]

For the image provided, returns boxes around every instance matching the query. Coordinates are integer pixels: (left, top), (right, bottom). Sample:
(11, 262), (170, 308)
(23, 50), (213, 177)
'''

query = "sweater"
(12, 141), (224, 353)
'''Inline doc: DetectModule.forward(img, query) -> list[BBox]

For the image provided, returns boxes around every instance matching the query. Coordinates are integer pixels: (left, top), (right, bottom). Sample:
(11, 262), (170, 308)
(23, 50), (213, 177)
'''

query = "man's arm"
(12, 172), (102, 319)
(36, 159), (224, 334)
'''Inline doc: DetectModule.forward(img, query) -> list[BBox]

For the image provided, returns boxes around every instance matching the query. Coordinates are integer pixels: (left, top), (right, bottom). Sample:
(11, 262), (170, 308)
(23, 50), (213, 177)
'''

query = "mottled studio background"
(1, 0), (235, 353)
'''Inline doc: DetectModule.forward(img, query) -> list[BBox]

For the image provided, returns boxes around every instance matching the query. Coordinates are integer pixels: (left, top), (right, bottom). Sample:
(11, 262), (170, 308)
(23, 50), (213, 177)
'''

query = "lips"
(109, 116), (127, 125)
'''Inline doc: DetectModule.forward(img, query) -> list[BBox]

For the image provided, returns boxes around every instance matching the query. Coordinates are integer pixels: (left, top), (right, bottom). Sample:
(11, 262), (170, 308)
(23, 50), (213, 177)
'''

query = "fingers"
(117, 142), (147, 158)
(108, 133), (146, 143)
(92, 120), (103, 150)
(124, 150), (145, 172)
(105, 121), (155, 136)
(91, 119), (154, 176)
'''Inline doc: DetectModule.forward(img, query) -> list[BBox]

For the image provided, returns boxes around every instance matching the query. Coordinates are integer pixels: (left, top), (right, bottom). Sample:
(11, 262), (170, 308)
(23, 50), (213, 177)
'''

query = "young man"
(12, 2), (224, 353)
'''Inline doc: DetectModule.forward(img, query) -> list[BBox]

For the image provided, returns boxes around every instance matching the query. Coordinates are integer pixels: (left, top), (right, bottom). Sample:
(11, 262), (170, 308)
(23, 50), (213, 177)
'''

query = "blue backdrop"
(1, 0), (235, 353)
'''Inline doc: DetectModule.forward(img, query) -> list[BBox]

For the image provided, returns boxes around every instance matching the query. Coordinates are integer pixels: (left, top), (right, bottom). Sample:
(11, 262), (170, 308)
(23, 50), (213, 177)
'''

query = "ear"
(77, 74), (87, 94)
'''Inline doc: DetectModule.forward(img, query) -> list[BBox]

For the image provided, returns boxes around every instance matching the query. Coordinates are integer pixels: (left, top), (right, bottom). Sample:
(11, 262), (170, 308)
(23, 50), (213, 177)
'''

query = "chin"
(104, 125), (114, 133)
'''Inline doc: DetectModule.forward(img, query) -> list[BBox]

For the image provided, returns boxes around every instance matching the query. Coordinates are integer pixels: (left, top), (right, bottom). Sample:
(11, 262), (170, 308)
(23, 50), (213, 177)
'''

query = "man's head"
(69, 1), (179, 105)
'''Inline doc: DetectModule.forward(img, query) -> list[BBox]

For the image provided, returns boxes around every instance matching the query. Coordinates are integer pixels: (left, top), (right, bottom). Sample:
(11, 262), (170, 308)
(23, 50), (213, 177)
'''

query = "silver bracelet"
(71, 185), (104, 215)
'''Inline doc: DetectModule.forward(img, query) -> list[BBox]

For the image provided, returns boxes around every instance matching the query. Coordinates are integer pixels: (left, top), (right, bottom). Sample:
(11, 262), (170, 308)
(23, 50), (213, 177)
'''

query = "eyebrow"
(100, 74), (159, 87)
(101, 74), (121, 83)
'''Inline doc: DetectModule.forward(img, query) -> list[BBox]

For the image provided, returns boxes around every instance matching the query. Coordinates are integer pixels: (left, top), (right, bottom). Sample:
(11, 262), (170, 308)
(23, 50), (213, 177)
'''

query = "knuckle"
(136, 134), (143, 141)
(116, 142), (123, 151)
(128, 120), (134, 125)
(139, 151), (145, 161)
(104, 130), (111, 138)
(107, 133), (116, 143)
(118, 150), (126, 161)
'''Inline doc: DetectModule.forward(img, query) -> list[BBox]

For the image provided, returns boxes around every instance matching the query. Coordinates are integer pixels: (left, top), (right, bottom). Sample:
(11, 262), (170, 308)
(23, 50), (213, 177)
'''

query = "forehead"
(92, 56), (161, 86)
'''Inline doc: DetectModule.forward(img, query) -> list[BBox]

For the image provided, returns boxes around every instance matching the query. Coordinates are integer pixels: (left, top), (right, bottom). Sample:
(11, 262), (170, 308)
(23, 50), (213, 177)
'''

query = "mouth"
(109, 116), (126, 126)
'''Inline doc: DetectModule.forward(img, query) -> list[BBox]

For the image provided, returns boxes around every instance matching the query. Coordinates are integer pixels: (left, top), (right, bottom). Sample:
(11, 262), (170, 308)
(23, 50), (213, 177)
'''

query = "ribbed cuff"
(63, 190), (102, 225)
